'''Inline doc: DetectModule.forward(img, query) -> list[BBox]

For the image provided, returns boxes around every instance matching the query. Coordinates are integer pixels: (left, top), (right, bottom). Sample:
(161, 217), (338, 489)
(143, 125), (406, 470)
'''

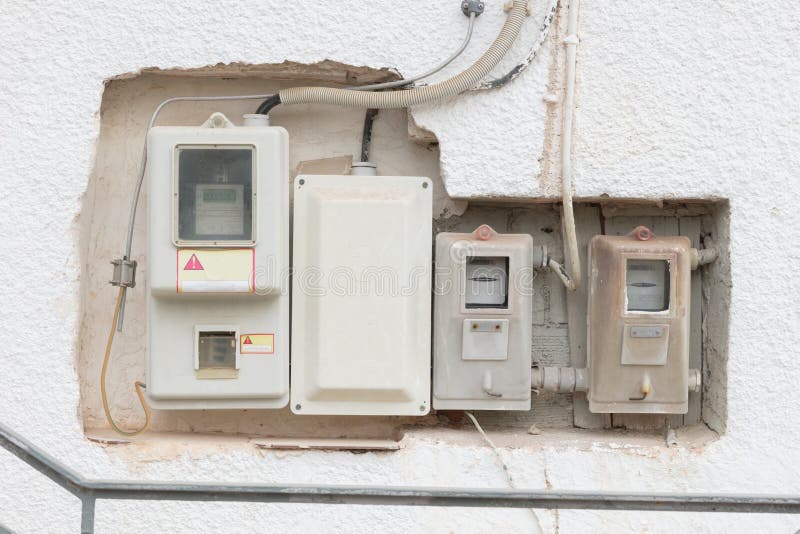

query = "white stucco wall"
(1, 0), (798, 533)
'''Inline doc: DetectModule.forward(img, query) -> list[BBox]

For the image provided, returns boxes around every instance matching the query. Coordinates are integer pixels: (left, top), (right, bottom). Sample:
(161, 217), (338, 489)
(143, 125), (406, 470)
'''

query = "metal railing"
(2, 423), (799, 533)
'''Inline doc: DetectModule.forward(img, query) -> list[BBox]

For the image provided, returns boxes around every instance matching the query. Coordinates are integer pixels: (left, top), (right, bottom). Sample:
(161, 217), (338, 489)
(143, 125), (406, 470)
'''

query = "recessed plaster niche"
(78, 65), (729, 442)
(435, 200), (730, 434)
(78, 64), (447, 439)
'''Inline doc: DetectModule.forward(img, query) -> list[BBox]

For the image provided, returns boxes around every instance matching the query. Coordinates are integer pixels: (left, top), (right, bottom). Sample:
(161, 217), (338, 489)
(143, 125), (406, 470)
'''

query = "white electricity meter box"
(291, 174), (432, 416)
(146, 113), (290, 409)
(433, 225), (533, 410)
(587, 227), (693, 414)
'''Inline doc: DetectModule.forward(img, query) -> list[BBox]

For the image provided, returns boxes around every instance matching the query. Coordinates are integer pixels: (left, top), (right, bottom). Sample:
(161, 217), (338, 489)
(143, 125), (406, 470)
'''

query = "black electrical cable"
(360, 109), (379, 162)
(255, 94), (281, 115)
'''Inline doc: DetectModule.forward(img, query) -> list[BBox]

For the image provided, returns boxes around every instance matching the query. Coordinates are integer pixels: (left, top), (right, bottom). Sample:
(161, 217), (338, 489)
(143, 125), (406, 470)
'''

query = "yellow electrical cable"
(100, 286), (151, 437)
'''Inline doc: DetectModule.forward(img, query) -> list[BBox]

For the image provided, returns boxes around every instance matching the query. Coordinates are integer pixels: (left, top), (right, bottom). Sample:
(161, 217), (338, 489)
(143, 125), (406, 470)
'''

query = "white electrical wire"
(353, 12), (477, 91)
(553, 0), (582, 291)
(465, 412), (544, 532)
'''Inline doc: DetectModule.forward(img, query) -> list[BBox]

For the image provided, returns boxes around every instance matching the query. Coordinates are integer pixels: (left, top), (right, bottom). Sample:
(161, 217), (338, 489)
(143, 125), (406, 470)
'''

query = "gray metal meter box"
(434, 225), (533, 410)
(587, 227), (693, 414)
(146, 113), (290, 409)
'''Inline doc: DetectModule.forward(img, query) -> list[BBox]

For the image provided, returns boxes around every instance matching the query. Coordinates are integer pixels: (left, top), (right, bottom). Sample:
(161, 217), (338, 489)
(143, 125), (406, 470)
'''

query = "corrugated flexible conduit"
(258, 0), (528, 113)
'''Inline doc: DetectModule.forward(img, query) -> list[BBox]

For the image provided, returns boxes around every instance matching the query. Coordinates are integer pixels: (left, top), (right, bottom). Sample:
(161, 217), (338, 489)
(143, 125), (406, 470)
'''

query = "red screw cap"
(630, 226), (654, 241)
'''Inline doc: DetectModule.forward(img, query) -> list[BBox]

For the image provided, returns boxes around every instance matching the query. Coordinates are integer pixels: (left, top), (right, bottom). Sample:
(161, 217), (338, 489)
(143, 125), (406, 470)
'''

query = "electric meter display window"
(626, 259), (670, 312)
(176, 146), (254, 243)
(465, 256), (509, 309)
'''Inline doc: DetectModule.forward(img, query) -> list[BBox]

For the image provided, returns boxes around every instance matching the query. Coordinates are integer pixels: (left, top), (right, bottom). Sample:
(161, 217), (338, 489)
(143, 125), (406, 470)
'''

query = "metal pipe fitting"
(689, 368), (702, 393)
(531, 367), (588, 393)
(690, 247), (719, 270)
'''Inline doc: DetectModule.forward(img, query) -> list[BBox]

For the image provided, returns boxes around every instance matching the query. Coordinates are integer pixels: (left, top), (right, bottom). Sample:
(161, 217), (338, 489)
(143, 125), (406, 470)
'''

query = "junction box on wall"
(433, 224), (534, 410)
(290, 174), (433, 416)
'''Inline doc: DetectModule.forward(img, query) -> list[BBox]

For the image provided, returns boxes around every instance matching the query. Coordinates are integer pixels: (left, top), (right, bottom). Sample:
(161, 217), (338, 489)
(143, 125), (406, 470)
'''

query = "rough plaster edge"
(107, 60), (402, 86)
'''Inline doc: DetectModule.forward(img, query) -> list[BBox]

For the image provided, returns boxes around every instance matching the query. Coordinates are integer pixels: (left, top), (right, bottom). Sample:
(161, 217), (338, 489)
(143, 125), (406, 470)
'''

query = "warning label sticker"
(184, 253), (204, 271)
(176, 249), (254, 293)
(240, 334), (274, 354)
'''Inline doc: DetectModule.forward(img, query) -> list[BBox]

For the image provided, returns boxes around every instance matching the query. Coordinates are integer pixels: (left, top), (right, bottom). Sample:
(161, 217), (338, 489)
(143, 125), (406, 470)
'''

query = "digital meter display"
(202, 188), (237, 203)
(626, 259), (670, 312)
(175, 146), (254, 243)
(194, 184), (244, 236)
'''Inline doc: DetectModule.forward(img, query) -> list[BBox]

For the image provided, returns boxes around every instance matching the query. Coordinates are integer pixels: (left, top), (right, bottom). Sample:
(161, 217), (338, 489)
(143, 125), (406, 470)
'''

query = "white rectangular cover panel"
(291, 175), (432, 415)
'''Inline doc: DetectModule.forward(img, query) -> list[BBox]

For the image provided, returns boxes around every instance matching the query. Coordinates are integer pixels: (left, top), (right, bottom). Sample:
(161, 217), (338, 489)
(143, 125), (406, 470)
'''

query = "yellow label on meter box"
(176, 249), (254, 293)
(240, 334), (275, 354)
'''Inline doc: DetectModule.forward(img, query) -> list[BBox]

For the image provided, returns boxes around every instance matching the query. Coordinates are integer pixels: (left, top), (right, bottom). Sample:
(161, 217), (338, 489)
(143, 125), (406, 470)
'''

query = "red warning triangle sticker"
(243, 336), (253, 345)
(183, 253), (204, 271)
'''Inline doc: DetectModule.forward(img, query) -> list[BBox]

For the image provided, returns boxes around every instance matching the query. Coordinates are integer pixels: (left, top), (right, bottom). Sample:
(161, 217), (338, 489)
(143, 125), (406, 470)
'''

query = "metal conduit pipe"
(532, 367), (702, 394)
(531, 366), (589, 393)
(3, 421), (800, 534)
(260, 1), (529, 112)
(691, 246), (719, 269)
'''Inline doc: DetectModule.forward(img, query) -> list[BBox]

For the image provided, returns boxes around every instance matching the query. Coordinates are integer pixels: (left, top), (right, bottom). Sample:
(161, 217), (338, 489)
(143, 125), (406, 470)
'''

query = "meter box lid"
(291, 175), (432, 416)
(587, 228), (692, 414)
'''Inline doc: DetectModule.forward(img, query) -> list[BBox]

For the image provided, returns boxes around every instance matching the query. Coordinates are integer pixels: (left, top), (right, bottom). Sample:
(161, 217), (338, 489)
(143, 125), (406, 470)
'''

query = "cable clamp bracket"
(462, 0), (485, 17)
(110, 258), (137, 288)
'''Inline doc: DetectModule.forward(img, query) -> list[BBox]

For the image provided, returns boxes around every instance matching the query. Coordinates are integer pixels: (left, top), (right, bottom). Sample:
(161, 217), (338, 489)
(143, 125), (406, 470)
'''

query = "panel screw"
(422, 182), (429, 188)
(295, 404), (302, 410)
(419, 404), (426, 412)
(298, 179), (305, 186)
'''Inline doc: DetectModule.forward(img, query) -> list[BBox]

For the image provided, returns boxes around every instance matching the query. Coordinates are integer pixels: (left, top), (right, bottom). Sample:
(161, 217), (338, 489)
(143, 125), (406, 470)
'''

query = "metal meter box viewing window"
(626, 259), (670, 312)
(175, 146), (255, 245)
(465, 256), (509, 309)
